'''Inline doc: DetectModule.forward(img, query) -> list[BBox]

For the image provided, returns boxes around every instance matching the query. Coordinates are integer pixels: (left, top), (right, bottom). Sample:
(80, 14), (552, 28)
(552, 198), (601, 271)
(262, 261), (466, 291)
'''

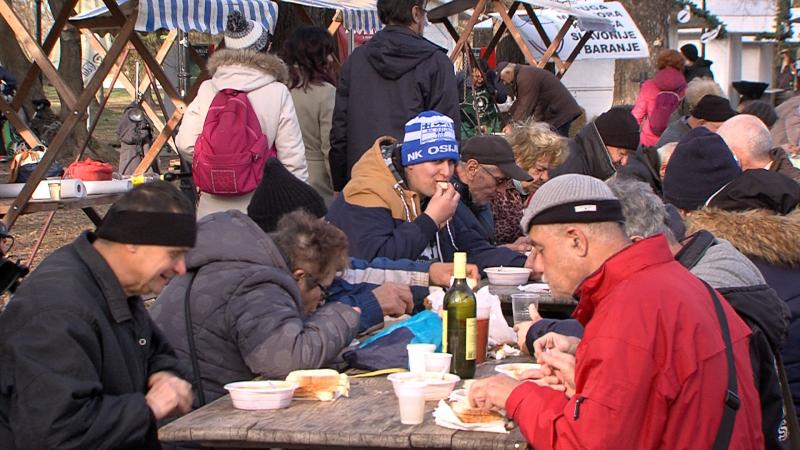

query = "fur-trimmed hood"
(207, 48), (288, 88)
(685, 207), (800, 267)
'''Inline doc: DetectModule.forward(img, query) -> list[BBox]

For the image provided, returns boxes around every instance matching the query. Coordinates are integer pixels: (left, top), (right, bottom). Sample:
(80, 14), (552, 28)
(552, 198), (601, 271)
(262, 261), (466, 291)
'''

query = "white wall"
(560, 60), (615, 120)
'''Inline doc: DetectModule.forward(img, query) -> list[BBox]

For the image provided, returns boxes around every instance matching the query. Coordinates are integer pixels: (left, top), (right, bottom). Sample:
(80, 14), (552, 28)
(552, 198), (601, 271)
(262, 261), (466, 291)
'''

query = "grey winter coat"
(655, 115), (692, 148)
(150, 211), (360, 406)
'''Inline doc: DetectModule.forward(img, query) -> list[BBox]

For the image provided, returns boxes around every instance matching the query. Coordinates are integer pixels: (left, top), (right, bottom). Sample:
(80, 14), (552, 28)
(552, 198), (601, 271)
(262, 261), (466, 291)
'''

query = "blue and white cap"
(400, 111), (459, 167)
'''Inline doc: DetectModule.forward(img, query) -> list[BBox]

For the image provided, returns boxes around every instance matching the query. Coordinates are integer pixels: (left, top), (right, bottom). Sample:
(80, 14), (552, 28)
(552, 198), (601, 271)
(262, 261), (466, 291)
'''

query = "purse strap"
(775, 351), (800, 448)
(183, 271), (206, 407)
(703, 281), (740, 450)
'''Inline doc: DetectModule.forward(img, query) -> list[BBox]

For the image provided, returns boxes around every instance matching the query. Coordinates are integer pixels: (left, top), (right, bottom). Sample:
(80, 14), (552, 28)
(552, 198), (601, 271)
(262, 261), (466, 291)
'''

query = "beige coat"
(290, 81), (335, 205)
(176, 49), (308, 218)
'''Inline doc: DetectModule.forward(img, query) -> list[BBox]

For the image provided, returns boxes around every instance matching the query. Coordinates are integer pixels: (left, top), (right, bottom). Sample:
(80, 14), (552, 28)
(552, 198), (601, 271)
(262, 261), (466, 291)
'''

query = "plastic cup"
(476, 303), (491, 364)
(48, 180), (61, 200)
(424, 352), (452, 374)
(511, 293), (539, 324)
(394, 380), (427, 425)
(407, 343), (436, 373)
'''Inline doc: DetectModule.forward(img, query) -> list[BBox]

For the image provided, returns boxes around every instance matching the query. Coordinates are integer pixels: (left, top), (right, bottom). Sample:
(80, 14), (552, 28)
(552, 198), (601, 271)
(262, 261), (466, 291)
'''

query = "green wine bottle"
(442, 252), (477, 378)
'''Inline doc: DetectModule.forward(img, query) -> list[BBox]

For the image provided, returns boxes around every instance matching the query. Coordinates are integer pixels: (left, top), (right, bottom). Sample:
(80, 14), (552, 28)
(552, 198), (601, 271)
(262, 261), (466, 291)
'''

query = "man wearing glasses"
(451, 135), (534, 261)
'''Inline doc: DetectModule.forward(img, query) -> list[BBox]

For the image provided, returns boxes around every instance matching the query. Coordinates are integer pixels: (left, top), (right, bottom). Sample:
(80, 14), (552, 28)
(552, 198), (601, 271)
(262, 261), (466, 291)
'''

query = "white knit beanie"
(520, 174), (623, 233)
(224, 11), (270, 52)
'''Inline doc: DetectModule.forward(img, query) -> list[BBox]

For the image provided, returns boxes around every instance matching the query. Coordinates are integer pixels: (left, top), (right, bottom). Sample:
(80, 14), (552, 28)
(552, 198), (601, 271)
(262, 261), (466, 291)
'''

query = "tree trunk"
(612, 0), (673, 106)
(270, 4), (334, 54)
(0, 5), (45, 116)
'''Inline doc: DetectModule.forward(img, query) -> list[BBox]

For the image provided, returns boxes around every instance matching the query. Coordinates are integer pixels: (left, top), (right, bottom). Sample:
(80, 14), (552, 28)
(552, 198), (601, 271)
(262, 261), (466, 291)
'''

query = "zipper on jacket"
(573, 396), (585, 420)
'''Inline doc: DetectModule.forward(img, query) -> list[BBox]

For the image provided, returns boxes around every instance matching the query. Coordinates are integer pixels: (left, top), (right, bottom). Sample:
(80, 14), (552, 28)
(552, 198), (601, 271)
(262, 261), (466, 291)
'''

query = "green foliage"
(672, 0), (727, 38)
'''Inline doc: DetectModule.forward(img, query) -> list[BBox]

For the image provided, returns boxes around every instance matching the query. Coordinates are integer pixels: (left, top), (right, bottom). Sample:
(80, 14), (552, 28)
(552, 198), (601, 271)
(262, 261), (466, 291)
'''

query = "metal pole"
(177, 30), (188, 97)
(700, 0), (706, 58)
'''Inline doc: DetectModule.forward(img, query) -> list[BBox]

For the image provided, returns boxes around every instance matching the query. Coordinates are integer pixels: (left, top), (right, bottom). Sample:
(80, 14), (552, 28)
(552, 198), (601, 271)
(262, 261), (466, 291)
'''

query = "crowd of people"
(1, 0), (800, 448)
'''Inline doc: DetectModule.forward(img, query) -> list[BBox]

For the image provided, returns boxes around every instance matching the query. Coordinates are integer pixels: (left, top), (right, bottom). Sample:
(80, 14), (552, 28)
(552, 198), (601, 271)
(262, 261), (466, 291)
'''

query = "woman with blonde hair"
(490, 119), (568, 244)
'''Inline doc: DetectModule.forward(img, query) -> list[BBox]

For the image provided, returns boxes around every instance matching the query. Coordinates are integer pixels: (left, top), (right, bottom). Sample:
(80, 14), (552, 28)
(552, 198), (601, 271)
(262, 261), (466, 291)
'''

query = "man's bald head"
(717, 114), (773, 170)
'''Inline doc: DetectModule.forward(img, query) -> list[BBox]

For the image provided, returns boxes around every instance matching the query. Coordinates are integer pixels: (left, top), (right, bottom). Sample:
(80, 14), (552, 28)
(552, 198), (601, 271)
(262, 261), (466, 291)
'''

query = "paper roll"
(83, 180), (133, 195)
(0, 184), (24, 198)
(59, 179), (86, 198)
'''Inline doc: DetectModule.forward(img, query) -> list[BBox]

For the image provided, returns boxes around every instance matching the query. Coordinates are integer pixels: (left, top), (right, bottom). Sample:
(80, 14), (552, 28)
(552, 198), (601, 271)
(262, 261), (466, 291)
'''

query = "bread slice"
(286, 369), (349, 401)
(450, 400), (505, 424)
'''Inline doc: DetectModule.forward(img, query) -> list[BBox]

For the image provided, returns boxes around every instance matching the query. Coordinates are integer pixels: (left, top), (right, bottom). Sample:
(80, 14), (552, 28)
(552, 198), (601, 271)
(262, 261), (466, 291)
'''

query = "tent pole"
(177, 30), (188, 97)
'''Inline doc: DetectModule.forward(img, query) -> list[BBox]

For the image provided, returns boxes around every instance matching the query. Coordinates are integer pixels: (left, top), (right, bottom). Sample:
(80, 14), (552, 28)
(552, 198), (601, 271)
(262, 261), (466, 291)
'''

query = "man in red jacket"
(469, 174), (763, 449)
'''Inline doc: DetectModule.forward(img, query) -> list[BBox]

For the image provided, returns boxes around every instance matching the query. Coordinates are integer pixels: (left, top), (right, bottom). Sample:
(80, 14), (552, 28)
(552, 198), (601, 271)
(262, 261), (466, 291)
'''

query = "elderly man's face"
(129, 245), (188, 295)
(528, 225), (586, 299)
(606, 146), (630, 167)
(499, 67), (515, 87)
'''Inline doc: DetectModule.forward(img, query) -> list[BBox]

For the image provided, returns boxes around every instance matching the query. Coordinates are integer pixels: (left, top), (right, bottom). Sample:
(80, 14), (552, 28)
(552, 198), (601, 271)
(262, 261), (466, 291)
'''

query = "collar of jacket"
(572, 234), (675, 325)
(343, 137), (423, 222)
(206, 48), (288, 82)
(685, 207), (800, 267)
(73, 231), (138, 323)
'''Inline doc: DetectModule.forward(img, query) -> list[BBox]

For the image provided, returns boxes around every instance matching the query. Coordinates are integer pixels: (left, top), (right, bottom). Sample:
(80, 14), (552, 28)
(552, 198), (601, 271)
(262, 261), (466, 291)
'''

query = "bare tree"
(613, 0), (673, 106)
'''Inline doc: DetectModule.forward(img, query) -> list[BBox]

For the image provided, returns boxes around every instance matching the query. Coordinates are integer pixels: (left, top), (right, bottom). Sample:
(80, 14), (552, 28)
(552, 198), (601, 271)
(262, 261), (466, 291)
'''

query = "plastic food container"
(388, 372), (461, 401)
(495, 363), (542, 380)
(484, 267), (532, 285)
(224, 380), (298, 410)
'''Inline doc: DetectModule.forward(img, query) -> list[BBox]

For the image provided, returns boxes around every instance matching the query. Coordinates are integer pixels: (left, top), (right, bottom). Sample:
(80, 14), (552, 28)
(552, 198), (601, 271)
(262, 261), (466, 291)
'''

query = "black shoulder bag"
(703, 281), (741, 450)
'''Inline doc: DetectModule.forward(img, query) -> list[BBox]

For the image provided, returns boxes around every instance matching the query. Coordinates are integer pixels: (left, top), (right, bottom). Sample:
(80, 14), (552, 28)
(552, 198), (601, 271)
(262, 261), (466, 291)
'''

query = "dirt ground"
(4, 88), (132, 269)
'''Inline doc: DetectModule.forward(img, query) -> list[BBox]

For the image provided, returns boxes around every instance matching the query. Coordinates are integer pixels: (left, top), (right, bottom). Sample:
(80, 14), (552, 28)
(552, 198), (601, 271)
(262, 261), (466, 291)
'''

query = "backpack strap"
(183, 271), (206, 407)
(703, 280), (740, 450)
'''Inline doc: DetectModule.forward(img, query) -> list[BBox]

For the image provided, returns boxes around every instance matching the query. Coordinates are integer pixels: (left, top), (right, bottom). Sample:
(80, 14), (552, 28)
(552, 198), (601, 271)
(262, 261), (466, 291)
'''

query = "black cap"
(594, 107), (640, 151)
(691, 95), (737, 122)
(680, 44), (699, 62)
(460, 135), (533, 181)
(247, 158), (327, 233)
(707, 169), (800, 215)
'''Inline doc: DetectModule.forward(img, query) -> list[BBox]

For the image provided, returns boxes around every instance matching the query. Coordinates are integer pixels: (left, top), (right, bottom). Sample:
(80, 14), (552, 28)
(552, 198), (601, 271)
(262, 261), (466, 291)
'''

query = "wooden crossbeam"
(10, 0), (77, 111)
(0, 95), (42, 149)
(132, 70), (209, 176)
(493, 0), (538, 66)
(137, 30), (177, 99)
(450, 0), (487, 62)
(559, 30), (592, 79)
(484, 1), (521, 61)
(538, 16), (574, 69)
(523, 4), (566, 72)
(0, 0), (78, 110)
(2, 13), (137, 228)
(102, 0), (184, 110)
(83, 31), (166, 130)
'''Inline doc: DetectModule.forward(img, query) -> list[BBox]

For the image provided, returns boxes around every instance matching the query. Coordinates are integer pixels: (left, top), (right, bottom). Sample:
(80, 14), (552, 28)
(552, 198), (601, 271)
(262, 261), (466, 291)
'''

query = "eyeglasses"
(305, 272), (330, 304)
(480, 165), (510, 187)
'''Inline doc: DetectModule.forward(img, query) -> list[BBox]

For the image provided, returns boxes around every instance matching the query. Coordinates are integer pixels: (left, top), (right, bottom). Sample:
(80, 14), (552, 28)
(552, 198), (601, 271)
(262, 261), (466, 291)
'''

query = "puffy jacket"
(329, 26), (459, 191)
(0, 233), (186, 449)
(548, 121), (616, 181)
(687, 207), (800, 416)
(325, 139), (526, 271)
(508, 235), (763, 449)
(175, 49), (308, 218)
(150, 211), (360, 406)
(632, 67), (687, 147)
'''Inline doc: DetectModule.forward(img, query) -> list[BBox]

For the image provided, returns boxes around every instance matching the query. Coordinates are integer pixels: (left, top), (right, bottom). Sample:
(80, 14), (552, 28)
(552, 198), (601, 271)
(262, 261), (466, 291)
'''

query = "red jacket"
(506, 235), (763, 449)
(632, 67), (687, 147)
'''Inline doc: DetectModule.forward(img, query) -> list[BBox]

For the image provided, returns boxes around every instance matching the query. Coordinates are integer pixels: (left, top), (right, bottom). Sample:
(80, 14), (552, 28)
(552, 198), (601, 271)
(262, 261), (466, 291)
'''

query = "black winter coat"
(329, 26), (460, 191)
(549, 121), (616, 181)
(0, 232), (186, 449)
(684, 58), (714, 82)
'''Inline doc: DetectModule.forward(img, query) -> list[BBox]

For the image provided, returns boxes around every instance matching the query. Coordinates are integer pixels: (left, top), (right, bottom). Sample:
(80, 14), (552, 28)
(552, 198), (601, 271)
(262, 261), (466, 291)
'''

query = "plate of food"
(495, 363), (541, 380)
(448, 400), (506, 425)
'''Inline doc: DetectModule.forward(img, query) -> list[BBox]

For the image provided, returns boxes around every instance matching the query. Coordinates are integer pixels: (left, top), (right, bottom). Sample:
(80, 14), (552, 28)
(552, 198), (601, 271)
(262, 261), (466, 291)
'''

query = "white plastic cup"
(407, 343), (436, 373)
(395, 380), (427, 425)
(511, 293), (540, 324)
(424, 352), (453, 373)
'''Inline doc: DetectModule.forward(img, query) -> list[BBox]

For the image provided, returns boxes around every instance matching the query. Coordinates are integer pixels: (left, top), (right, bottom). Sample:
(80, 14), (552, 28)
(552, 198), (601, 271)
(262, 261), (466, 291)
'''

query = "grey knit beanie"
(520, 174), (623, 233)
(224, 10), (270, 52)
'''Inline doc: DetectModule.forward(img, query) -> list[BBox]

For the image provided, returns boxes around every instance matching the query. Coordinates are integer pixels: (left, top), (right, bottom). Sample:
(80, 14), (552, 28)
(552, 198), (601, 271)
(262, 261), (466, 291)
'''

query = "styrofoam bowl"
(495, 363), (542, 380)
(484, 267), (532, 285)
(224, 380), (298, 410)
(388, 371), (461, 401)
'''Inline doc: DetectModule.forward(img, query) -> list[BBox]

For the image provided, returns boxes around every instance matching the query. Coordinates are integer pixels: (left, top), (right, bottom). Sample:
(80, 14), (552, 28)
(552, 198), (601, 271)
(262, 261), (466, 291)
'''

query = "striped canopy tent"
(70, 0), (279, 34)
(280, 0), (381, 34)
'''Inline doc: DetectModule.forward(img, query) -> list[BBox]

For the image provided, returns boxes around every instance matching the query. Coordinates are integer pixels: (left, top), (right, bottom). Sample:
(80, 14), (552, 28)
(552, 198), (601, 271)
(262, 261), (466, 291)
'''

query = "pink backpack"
(648, 90), (682, 135)
(192, 89), (276, 195)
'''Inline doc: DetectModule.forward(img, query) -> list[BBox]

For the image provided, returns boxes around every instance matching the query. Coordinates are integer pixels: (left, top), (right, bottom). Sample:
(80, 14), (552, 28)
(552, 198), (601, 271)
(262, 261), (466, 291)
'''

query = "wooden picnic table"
(159, 358), (533, 449)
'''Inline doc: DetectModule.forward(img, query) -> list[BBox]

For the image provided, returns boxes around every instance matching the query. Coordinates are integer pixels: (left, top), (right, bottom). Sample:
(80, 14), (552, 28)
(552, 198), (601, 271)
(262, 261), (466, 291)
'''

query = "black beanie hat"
(707, 169), (800, 215)
(247, 158), (327, 233)
(680, 44), (699, 63)
(740, 100), (778, 128)
(691, 95), (738, 122)
(663, 127), (742, 211)
(594, 107), (640, 151)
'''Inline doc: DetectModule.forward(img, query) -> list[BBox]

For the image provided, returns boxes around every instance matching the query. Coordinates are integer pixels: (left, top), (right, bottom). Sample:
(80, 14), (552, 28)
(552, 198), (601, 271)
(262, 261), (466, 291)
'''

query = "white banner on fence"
(513, 1), (649, 61)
